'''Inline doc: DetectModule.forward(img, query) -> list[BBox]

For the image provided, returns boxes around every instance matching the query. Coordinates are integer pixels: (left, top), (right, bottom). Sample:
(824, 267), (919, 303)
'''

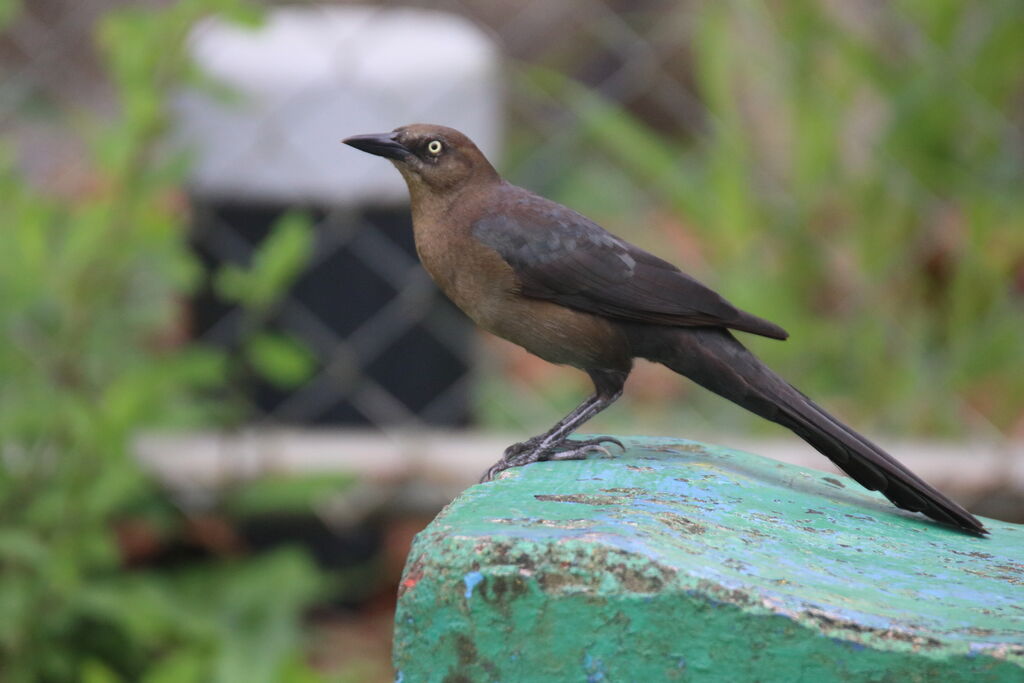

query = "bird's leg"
(480, 395), (617, 482)
(481, 369), (628, 482)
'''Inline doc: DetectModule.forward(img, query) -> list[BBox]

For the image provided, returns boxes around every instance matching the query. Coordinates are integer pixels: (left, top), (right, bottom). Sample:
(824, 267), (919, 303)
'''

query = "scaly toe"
(571, 436), (625, 452)
(480, 436), (625, 482)
(546, 444), (613, 461)
(480, 459), (509, 483)
(502, 437), (540, 460)
(482, 439), (546, 482)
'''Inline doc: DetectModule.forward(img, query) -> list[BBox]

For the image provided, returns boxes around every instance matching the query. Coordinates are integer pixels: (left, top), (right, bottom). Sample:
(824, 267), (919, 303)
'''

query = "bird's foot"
(480, 436), (625, 482)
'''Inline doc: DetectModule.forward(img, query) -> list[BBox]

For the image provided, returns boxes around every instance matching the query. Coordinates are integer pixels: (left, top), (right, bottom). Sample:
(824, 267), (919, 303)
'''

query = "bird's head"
(343, 124), (499, 198)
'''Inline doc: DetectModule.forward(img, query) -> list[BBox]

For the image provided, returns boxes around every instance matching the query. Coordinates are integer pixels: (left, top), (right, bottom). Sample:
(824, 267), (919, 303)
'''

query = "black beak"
(342, 132), (410, 161)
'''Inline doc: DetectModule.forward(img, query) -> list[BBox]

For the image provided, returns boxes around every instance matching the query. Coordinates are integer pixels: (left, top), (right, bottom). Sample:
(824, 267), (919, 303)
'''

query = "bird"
(343, 123), (986, 535)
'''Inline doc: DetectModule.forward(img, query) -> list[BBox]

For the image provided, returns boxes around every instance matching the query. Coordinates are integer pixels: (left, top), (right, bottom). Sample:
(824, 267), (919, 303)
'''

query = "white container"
(174, 6), (502, 205)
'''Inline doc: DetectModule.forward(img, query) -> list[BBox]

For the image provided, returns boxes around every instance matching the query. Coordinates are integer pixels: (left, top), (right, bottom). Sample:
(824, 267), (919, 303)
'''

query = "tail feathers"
(639, 326), (987, 535)
(775, 395), (986, 534)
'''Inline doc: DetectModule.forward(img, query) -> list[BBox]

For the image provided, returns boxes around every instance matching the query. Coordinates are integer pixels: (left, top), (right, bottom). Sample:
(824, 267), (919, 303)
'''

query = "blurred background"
(2, 0), (1023, 680)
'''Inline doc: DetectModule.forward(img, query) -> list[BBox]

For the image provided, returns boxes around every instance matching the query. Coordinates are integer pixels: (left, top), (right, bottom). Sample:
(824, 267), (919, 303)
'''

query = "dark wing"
(473, 189), (788, 340)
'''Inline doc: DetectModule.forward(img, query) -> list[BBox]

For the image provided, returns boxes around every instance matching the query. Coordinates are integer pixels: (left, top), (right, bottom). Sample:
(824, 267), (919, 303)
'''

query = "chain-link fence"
(4, 0), (1024, 442)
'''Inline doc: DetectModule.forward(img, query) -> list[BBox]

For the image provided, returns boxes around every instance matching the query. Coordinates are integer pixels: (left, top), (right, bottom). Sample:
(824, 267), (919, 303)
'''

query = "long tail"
(629, 325), (986, 535)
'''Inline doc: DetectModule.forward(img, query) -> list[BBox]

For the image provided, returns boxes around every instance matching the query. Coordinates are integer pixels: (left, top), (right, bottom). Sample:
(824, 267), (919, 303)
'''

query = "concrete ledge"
(135, 429), (1024, 506)
(393, 437), (1023, 682)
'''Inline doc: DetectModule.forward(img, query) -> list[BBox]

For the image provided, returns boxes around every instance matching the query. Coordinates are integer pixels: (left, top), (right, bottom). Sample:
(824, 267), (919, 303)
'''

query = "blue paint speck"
(464, 571), (485, 599)
(583, 652), (606, 681)
(395, 671), (404, 683)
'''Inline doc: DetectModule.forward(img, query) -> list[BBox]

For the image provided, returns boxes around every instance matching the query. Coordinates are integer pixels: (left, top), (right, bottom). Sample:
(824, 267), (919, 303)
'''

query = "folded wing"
(473, 190), (788, 340)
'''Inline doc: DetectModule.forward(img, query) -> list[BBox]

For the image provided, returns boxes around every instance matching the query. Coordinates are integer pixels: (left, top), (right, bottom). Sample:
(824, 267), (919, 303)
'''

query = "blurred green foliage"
(215, 212), (318, 389)
(2, 0), (1022, 678)
(0, 1), (329, 681)
(500, 0), (1024, 438)
(224, 473), (355, 518)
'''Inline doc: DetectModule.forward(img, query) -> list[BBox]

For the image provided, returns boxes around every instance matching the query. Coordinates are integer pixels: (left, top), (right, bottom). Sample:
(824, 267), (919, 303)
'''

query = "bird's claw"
(569, 435), (626, 452)
(547, 435), (625, 462)
(479, 435), (626, 483)
(546, 444), (612, 461)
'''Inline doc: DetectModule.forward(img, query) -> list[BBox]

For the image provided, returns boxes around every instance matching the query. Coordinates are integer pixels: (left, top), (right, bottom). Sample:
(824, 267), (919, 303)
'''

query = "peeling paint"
(534, 493), (624, 506)
(463, 571), (484, 599)
(396, 437), (1024, 682)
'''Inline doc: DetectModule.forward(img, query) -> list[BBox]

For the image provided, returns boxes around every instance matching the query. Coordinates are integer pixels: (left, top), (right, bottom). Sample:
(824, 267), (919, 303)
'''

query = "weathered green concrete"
(393, 437), (1024, 682)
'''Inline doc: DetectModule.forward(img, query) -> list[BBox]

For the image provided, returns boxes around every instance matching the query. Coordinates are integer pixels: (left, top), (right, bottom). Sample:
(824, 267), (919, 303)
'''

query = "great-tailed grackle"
(343, 124), (986, 535)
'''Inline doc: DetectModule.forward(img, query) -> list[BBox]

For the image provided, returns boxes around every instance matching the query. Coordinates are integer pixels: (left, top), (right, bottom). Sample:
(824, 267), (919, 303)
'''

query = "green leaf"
(246, 213), (314, 310)
(0, 528), (49, 568)
(213, 263), (251, 305)
(80, 660), (124, 683)
(207, 551), (325, 683)
(143, 651), (208, 683)
(212, 213), (313, 311)
(244, 333), (316, 388)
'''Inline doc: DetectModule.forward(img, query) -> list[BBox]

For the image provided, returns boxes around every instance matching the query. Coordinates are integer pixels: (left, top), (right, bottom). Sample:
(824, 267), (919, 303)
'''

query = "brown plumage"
(343, 123), (986, 535)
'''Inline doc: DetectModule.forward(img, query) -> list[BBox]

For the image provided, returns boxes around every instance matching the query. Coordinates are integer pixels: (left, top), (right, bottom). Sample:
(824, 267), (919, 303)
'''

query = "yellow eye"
(426, 140), (443, 155)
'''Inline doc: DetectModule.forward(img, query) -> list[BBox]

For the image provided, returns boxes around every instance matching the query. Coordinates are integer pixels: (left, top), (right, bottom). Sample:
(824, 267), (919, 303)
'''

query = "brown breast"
(410, 191), (631, 372)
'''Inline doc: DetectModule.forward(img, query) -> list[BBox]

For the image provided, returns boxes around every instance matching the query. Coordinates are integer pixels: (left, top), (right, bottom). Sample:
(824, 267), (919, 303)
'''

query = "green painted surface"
(393, 437), (1024, 682)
